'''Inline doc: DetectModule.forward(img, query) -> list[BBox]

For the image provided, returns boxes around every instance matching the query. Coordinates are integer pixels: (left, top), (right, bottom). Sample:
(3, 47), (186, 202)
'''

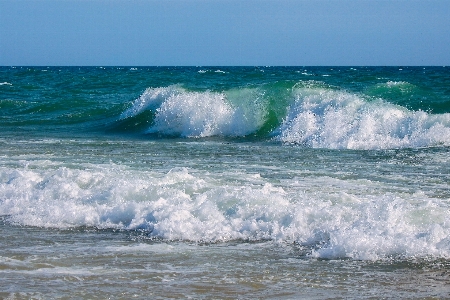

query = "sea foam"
(120, 84), (450, 149)
(1, 163), (449, 260)
(276, 85), (450, 149)
(121, 85), (266, 137)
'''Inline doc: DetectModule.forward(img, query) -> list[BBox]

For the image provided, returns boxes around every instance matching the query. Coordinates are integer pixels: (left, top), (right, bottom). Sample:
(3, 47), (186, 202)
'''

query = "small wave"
(372, 81), (417, 94)
(274, 85), (450, 149)
(120, 85), (268, 137)
(364, 81), (448, 113)
(385, 80), (410, 87)
(0, 82), (12, 86)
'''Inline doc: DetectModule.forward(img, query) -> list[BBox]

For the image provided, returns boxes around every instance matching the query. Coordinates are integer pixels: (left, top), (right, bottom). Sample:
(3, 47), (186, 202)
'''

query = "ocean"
(1, 66), (449, 299)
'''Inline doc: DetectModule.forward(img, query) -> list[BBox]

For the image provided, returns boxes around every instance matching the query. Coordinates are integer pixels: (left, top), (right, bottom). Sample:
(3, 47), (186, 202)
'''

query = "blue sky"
(1, 0), (449, 66)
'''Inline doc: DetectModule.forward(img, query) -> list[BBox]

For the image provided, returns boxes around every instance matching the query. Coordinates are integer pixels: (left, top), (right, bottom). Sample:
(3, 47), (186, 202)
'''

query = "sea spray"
(121, 85), (268, 137)
(118, 82), (450, 149)
(276, 84), (450, 149)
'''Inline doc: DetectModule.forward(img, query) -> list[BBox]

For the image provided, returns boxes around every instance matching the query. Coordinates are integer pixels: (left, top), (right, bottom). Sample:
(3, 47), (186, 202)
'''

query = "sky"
(1, 0), (449, 66)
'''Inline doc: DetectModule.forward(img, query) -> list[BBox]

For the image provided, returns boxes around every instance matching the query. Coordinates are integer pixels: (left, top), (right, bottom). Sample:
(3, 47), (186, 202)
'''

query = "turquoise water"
(1, 66), (450, 298)
(2, 66), (450, 139)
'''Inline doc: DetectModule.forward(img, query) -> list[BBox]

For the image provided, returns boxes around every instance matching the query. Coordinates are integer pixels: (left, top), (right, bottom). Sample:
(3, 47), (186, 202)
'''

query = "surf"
(117, 81), (450, 149)
(1, 152), (449, 260)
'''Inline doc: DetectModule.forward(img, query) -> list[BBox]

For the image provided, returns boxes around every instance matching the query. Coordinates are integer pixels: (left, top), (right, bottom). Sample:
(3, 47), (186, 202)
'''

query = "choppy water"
(1, 66), (450, 298)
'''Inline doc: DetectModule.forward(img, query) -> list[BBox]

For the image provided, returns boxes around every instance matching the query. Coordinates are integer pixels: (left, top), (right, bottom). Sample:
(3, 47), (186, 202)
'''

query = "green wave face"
(116, 82), (297, 138)
(116, 81), (450, 149)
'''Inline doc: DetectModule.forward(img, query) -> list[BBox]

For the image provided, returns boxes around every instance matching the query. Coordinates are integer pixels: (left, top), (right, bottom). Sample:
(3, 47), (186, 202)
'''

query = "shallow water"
(2, 221), (450, 299)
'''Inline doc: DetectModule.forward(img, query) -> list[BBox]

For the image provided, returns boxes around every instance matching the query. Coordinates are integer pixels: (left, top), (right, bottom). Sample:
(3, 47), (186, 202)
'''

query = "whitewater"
(1, 66), (449, 298)
(120, 82), (450, 148)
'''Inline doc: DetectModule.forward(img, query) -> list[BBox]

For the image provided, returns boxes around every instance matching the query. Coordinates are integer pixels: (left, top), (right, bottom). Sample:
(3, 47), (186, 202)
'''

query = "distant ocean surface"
(1, 66), (450, 298)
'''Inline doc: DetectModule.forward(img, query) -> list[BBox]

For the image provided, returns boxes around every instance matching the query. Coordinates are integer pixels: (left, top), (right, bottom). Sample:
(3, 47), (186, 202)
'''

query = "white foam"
(147, 90), (235, 137)
(121, 84), (450, 149)
(385, 80), (409, 87)
(121, 86), (266, 137)
(1, 164), (449, 260)
(275, 86), (450, 149)
(120, 85), (181, 119)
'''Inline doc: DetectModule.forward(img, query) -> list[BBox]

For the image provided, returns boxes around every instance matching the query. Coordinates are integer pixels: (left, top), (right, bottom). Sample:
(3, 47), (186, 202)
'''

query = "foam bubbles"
(275, 86), (450, 149)
(121, 86), (267, 137)
(120, 84), (450, 149)
(148, 90), (235, 137)
(1, 162), (449, 260)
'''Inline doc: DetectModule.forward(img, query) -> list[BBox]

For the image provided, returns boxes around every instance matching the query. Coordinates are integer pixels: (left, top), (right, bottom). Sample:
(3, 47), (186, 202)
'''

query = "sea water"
(1, 66), (449, 298)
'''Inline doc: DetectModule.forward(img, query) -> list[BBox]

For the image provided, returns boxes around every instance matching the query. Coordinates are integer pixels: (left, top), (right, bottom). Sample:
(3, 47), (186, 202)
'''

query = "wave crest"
(276, 85), (450, 149)
(121, 85), (267, 137)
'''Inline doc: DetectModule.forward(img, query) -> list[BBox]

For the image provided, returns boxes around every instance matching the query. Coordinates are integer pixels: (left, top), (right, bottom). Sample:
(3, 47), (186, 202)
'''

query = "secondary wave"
(1, 165), (449, 260)
(118, 82), (450, 149)
(276, 82), (450, 149)
(119, 85), (268, 137)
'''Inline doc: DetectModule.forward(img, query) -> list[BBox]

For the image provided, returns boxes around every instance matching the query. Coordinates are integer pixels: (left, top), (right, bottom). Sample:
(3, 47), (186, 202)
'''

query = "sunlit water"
(1, 67), (450, 298)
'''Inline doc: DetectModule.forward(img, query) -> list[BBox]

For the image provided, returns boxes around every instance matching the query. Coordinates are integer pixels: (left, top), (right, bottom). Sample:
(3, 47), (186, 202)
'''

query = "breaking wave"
(118, 82), (450, 149)
(1, 164), (449, 260)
